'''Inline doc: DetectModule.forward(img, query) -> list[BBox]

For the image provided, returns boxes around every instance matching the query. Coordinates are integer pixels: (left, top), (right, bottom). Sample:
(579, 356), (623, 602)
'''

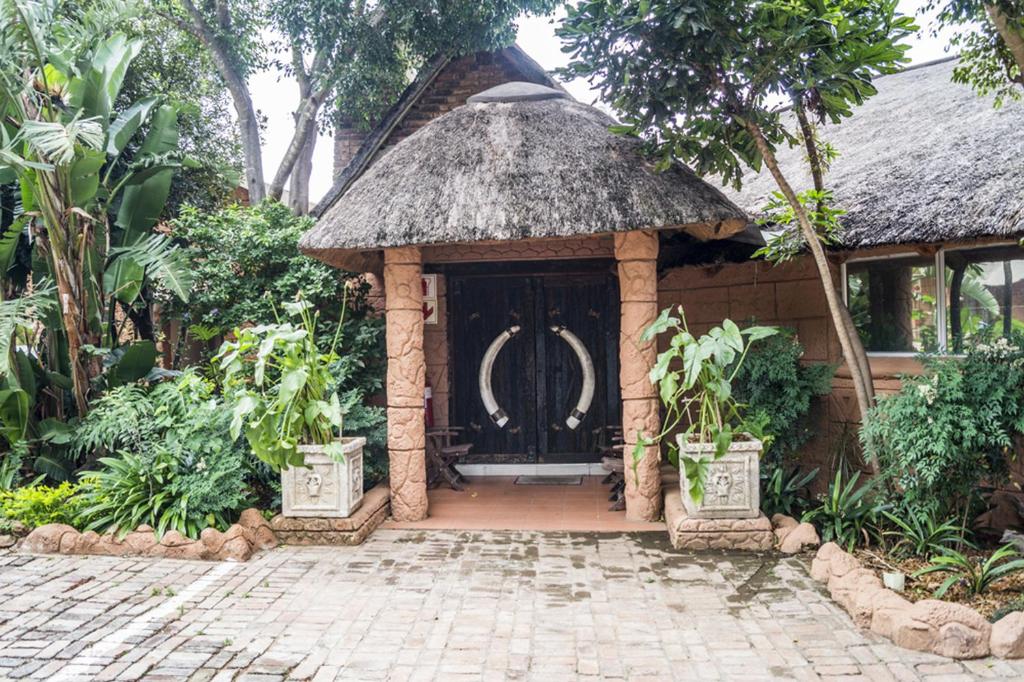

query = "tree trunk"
(986, 3), (1024, 82)
(289, 127), (317, 214)
(794, 108), (875, 404)
(744, 120), (878, 470)
(268, 97), (320, 201)
(179, 0), (266, 203)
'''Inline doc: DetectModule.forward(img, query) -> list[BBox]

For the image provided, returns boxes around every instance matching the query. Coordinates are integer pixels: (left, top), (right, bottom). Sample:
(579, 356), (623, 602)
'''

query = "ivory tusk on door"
(550, 325), (595, 430)
(478, 325), (520, 428)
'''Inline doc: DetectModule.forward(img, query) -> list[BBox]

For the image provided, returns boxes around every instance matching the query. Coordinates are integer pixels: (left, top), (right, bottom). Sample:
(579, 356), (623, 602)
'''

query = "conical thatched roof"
(730, 58), (1024, 248)
(301, 82), (747, 270)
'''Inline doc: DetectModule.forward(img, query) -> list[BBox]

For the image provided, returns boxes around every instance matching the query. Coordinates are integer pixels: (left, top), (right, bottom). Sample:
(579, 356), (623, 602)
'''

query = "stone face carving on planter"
(677, 436), (761, 519)
(282, 437), (366, 518)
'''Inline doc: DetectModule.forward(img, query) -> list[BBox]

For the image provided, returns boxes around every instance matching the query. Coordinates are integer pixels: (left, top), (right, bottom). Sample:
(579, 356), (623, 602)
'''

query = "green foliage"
(914, 544), (1024, 598)
(639, 306), (777, 504)
(925, 0), (1023, 107)
(217, 298), (346, 471)
(860, 335), (1024, 519)
(732, 331), (834, 463)
(803, 469), (888, 552)
(881, 510), (969, 560)
(753, 189), (846, 262)
(991, 595), (1024, 622)
(0, 0), (193, 416)
(558, 0), (915, 189)
(339, 397), (387, 490)
(761, 466), (819, 519)
(168, 203), (355, 335)
(72, 371), (249, 538)
(0, 482), (83, 528)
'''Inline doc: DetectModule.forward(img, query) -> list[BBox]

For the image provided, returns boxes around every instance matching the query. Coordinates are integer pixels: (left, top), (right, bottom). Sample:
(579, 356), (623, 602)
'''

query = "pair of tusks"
(478, 324), (596, 431)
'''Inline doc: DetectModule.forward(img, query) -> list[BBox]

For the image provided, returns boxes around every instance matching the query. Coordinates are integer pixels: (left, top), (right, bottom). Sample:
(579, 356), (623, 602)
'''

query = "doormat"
(513, 475), (583, 486)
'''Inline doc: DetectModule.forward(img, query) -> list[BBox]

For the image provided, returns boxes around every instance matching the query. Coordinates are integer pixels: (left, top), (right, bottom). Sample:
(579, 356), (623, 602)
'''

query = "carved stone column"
(615, 231), (663, 521)
(383, 247), (428, 521)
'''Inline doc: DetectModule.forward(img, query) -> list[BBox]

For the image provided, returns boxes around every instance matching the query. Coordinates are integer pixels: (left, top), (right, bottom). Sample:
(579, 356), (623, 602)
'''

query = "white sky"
(249, 1), (957, 204)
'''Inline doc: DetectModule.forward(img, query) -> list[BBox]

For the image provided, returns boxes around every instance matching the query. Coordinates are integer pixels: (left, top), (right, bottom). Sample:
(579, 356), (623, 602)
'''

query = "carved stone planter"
(677, 435), (761, 519)
(282, 437), (366, 518)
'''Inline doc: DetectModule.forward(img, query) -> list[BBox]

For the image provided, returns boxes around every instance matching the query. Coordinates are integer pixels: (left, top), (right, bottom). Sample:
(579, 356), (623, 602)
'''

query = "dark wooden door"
(450, 272), (619, 463)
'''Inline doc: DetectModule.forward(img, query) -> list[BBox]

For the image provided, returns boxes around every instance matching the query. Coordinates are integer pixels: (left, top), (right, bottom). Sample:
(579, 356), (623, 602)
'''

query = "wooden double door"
(449, 271), (620, 463)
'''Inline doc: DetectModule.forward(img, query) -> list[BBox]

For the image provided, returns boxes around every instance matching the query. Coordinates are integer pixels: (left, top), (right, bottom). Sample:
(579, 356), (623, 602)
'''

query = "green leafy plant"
(914, 544), (1024, 598)
(72, 371), (249, 538)
(803, 469), (887, 551)
(639, 306), (777, 503)
(761, 466), (819, 519)
(0, 482), (82, 528)
(0, 1), (194, 414)
(732, 331), (835, 464)
(217, 297), (346, 470)
(881, 510), (970, 559)
(861, 333), (1024, 521)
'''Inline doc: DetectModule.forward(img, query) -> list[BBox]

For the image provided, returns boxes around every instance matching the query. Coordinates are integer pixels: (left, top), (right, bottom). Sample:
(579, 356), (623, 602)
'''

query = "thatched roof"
(302, 82), (747, 270)
(731, 58), (1024, 249)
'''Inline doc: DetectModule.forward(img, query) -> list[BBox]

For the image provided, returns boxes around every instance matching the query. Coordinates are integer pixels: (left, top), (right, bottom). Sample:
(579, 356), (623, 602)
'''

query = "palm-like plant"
(0, 0), (193, 415)
(882, 510), (971, 559)
(914, 544), (1024, 598)
(803, 469), (888, 552)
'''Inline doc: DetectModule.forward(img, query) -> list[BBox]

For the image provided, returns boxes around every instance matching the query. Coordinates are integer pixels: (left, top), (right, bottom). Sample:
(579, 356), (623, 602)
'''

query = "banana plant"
(0, 0), (193, 415)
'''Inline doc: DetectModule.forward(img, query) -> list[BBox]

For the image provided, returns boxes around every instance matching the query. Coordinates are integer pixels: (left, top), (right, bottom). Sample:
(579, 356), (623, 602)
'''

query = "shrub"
(168, 202), (358, 334)
(861, 334), (1024, 519)
(73, 372), (249, 538)
(732, 331), (835, 464)
(0, 482), (84, 528)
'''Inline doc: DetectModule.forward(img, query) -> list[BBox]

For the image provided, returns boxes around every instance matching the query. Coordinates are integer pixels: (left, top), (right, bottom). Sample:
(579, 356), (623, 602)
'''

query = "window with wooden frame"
(842, 244), (1024, 356)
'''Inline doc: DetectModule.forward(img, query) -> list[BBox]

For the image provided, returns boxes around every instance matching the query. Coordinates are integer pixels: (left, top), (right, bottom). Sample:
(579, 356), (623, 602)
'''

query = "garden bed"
(813, 542), (1024, 659)
(855, 549), (1024, 620)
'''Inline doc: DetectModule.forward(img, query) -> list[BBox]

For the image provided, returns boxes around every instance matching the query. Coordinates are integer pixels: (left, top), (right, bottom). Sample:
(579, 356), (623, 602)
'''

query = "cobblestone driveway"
(0, 530), (1022, 681)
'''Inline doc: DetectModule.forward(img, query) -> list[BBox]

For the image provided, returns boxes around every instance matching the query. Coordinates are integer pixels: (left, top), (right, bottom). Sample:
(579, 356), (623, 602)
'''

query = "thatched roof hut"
(731, 58), (1024, 249)
(300, 82), (748, 271)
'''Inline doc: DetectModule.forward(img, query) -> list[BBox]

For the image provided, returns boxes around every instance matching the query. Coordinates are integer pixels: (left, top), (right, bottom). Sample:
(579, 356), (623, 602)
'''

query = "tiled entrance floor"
(382, 475), (665, 532)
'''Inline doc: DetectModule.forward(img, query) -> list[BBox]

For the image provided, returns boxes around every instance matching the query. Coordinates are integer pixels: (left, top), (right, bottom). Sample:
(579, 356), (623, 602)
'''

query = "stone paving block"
(2, 532), (1024, 681)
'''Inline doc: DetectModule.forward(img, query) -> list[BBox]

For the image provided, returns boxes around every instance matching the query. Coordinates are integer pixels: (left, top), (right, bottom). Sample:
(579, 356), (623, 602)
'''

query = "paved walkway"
(0, 530), (1021, 681)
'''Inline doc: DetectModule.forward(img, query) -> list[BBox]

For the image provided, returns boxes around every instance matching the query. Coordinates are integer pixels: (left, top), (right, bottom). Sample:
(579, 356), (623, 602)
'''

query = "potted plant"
(216, 296), (364, 518)
(638, 306), (778, 519)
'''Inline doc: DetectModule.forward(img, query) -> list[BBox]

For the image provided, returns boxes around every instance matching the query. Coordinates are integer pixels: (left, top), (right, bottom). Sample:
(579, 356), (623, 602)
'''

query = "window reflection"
(846, 256), (939, 353)
(945, 247), (1024, 352)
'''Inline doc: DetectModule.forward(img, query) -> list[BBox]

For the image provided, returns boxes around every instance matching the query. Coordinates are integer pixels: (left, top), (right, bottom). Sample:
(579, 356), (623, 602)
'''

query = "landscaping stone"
(778, 522), (819, 554)
(21, 524), (76, 554)
(808, 543), (1008, 661)
(20, 510), (277, 562)
(991, 612), (1024, 659)
(0, 534), (14, 548)
(891, 600), (992, 659)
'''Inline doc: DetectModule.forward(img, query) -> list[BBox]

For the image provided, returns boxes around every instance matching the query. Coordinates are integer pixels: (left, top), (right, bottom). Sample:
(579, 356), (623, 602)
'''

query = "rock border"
(810, 542), (1024, 660)
(19, 508), (278, 562)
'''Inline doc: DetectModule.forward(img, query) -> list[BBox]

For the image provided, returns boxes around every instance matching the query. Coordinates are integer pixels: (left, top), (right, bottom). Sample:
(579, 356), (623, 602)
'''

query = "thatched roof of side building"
(301, 82), (748, 271)
(730, 58), (1024, 249)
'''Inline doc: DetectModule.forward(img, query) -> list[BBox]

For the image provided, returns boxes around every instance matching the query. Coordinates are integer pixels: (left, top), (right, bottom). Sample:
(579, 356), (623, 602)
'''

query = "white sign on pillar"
(422, 274), (438, 325)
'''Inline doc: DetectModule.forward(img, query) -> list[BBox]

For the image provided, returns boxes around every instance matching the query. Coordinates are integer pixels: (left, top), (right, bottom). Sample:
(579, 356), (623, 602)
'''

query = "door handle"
(478, 325), (520, 428)
(549, 325), (596, 430)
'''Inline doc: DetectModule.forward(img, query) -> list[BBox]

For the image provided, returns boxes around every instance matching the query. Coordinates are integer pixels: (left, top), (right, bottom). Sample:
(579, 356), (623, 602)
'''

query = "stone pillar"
(383, 247), (428, 521)
(615, 231), (663, 521)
